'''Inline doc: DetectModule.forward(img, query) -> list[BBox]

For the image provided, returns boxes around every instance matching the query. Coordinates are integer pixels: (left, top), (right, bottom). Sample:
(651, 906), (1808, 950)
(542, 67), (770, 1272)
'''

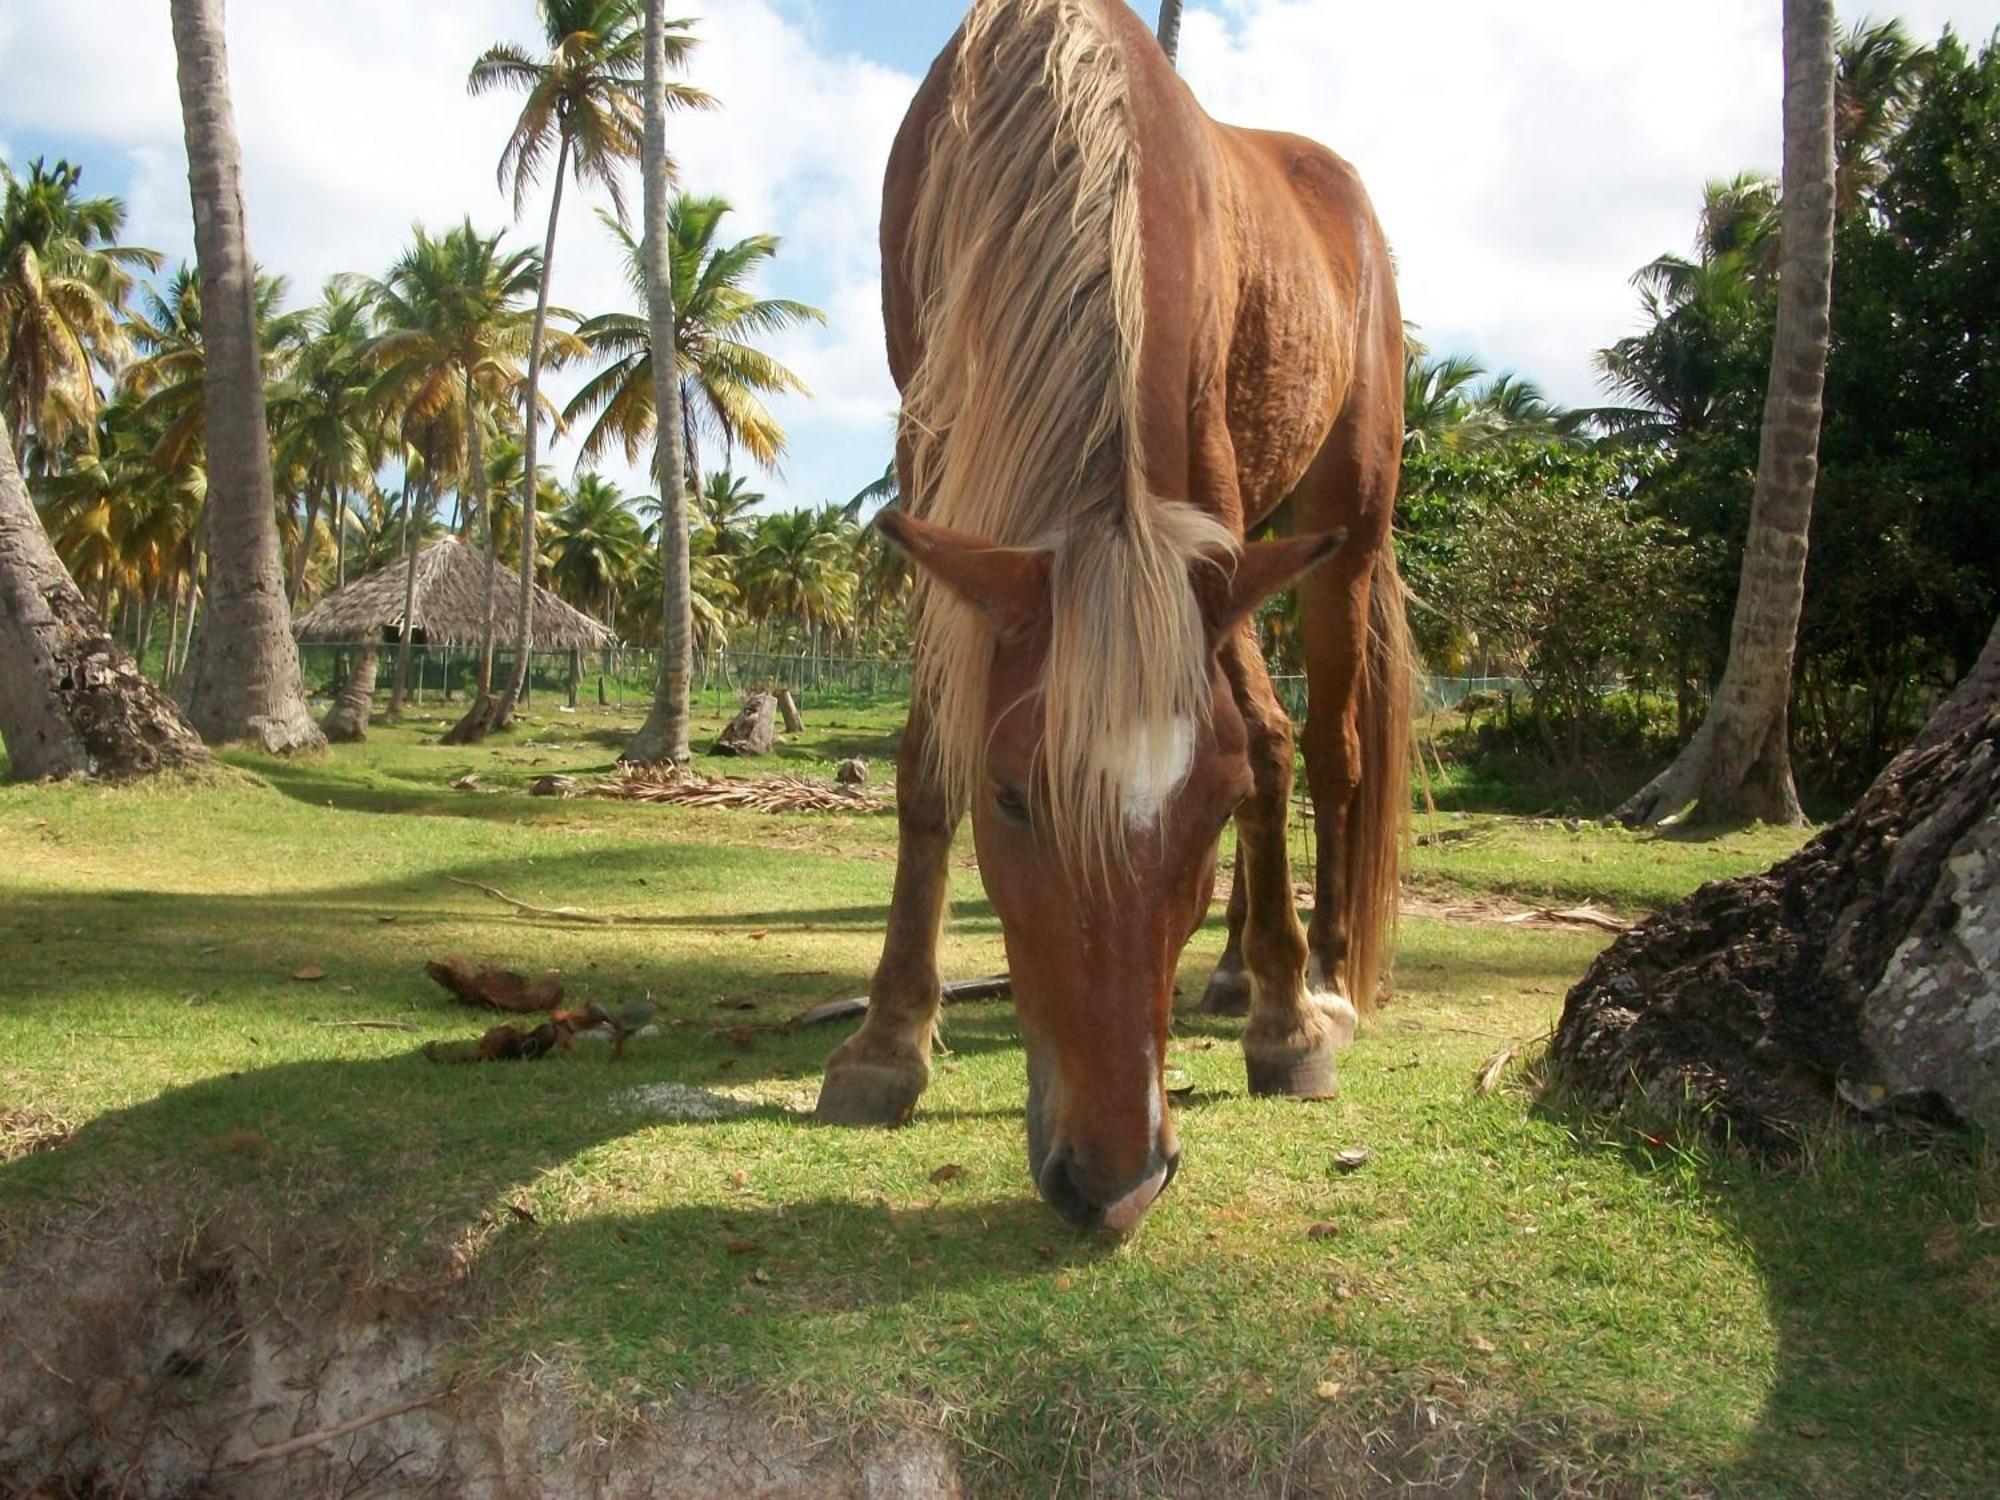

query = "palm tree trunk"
(388, 477), (422, 716)
(288, 466), (322, 605)
(0, 419), (207, 780)
(1616, 0), (1834, 828)
(469, 380), (497, 696)
(334, 490), (348, 589)
(168, 0), (322, 754)
(1157, 1), (1184, 64)
(622, 0), (697, 767)
(491, 135), (572, 732)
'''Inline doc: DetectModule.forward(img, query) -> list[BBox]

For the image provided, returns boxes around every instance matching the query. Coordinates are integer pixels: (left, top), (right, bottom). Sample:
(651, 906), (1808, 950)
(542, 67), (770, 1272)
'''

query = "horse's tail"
(1345, 540), (1416, 1015)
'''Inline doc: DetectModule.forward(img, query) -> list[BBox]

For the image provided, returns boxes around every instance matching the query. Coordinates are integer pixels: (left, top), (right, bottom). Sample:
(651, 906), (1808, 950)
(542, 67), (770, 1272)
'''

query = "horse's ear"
(1200, 529), (1351, 644)
(875, 508), (1051, 642)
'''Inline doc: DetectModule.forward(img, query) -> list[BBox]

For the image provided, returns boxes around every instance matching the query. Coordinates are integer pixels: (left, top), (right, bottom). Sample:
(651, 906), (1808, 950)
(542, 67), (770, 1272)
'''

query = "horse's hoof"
(815, 1062), (925, 1127)
(1244, 1043), (1340, 1100)
(1196, 965), (1251, 1017)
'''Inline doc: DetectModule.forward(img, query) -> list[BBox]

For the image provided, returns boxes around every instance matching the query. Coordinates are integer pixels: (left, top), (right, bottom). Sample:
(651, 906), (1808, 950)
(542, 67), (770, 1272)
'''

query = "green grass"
(3, 706), (1993, 1494)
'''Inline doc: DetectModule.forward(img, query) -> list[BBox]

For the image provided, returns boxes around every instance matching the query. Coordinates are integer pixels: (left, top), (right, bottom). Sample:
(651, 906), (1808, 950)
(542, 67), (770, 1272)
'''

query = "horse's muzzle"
(1038, 1145), (1180, 1232)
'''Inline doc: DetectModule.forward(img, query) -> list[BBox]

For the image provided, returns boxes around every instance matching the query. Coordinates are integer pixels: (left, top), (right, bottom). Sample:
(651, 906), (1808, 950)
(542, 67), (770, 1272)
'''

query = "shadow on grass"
(1535, 1094), (1997, 1495)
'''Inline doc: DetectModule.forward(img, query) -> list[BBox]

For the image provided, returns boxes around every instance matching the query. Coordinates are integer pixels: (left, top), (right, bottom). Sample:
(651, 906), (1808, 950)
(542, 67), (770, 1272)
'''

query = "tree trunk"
(0, 420), (208, 781)
(334, 491), (348, 589)
(1553, 614), (2000, 1143)
(169, 0), (323, 756)
(712, 691), (776, 757)
(320, 645), (377, 743)
(621, 0), (696, 768)
(491, 134), (572, 733)
(387, 477), (421, 717)
(447, 371), (501, 745)
(1157, 0), (1184, 65)
(1616, 0), (1835, 828)
(287, 469), (320, 605)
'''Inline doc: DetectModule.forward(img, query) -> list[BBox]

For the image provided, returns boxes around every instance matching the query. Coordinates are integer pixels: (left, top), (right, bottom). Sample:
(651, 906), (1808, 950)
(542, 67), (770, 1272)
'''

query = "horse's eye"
(994, 785), (1031, 825)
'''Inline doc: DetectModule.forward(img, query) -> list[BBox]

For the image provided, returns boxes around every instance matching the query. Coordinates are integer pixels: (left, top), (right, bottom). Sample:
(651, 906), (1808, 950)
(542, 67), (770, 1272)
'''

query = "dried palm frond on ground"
(594, 765), (887, 814)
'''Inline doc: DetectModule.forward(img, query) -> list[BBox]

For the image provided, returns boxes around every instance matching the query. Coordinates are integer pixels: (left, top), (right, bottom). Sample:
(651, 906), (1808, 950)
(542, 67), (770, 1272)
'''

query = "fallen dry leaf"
(1315, 1380), (1343, 1400)
(1333, 1148), (1371, 1174)
(1307, 1221), (1341, 1240)
(425, 956), (564, 1014)
(723, 1236), (761, 1256)
(1468, 1334), (1496, 1354)
(929, 1163), (967, 1187)
(291, 964), (326, 982)
(728, 1170), (749, 1190)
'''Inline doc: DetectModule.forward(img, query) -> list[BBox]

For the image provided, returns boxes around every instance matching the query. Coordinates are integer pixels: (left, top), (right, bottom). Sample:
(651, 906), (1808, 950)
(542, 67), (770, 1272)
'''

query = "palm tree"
(1617, 0), (1837, 826)
(169, 0), (322, 753)
(0, 416), (206, 780)
(1157, 1), (1184, 65)
(468, 0), (710, 731)
(621, 0), (715, 766)
(1835, 19), (1930, 217)
(0, 158), (160, 460)
(368, 220), (547, 719)
(562, 197), (823, 485)
(739, 506), (859, 657)
(269, 277), (382, 603)
(546, 470), (645, 622)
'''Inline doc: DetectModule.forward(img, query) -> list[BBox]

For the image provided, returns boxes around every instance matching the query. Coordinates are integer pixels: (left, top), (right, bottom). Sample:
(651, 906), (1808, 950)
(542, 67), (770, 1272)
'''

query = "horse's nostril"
(1037, 1150), (1098, 1227)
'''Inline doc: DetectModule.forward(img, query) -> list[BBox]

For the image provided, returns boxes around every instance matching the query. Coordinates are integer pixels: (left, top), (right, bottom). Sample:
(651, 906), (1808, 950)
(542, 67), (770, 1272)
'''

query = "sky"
(2, 0), (1996, 511)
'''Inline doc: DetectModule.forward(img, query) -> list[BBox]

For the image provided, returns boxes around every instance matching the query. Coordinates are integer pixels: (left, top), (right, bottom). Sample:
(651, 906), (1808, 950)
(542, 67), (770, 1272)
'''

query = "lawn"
(2, 703), (1993, 1495)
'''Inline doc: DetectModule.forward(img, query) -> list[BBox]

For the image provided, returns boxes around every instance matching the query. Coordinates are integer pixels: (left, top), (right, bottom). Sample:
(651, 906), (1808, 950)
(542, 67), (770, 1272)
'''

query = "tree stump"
(777, 689), (805, 734)
(713, 692), (777, 757)
(320, 646), (378, 743)
(442, 693), (497, 746)
(1551, 619), (2000, 1142)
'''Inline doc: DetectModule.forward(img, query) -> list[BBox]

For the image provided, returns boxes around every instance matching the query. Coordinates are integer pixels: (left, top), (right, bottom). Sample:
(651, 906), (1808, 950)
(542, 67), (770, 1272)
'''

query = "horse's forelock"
(902, 0), (1231, 880)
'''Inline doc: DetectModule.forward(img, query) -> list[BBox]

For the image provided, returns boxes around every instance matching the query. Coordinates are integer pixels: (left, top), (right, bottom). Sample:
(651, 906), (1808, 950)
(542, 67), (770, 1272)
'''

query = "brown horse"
(815, 0), (1414, 1232)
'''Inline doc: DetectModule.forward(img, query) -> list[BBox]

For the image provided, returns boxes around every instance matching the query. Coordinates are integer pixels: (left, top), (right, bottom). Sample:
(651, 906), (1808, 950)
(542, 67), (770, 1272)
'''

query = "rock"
(529, 774), (581, 798)
(836, 757), (869, 787)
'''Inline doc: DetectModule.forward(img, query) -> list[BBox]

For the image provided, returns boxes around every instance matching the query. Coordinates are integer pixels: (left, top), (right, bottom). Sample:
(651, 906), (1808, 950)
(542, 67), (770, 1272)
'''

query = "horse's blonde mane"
(903, 0), (1233, 880)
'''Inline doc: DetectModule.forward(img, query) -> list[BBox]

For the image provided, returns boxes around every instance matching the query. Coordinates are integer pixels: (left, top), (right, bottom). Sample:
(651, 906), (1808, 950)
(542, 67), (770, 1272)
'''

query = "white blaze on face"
(1103, 716), (1196, 830)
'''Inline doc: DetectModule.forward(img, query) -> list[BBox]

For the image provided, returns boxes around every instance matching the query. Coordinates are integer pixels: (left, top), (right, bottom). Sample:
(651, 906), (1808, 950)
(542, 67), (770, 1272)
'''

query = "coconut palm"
(1617, 0), (1838, 826)
(1157, 1), (1183, 64)
(562, 196), (824, 484)
(468, 0), (710, 730)
(168, 0), (322, 752)
(269, 277), (383, 603)
(0, 413), (205, 780)
(0, 158), (160, 459)
(546, 470), (646, 623)
(123, 264), (300, 476)
(368, 220), (549, 712)
(739, 506), (859, 656)
(1835, 18), (1931, 217)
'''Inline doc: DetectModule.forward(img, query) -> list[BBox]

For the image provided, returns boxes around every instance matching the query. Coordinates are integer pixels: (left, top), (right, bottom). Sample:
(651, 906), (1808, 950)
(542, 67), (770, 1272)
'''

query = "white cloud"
(2, 0), (1993, 499)
(1177, 0), (1997, 407)
(0, 0), (909, 507)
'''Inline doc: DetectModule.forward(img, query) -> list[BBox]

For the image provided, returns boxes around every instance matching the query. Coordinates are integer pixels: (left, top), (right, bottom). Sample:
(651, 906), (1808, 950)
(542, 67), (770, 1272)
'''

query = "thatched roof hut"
(294, 539), (617, 650)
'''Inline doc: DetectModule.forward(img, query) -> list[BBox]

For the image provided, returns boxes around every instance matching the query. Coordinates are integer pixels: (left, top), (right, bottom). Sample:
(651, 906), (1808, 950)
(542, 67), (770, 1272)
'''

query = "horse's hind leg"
(1293, 410), (1399, 1010)
(1196, 847), (1250, 1016)
(1222, 629), (1355, 1096)
(815, 696), (960, 1126)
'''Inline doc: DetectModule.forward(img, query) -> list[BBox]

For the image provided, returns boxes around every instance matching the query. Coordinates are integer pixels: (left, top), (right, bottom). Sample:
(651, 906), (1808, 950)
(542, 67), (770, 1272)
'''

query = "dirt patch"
(0, 1200), (960, 1500)
(2, 1197), (1646, 1499)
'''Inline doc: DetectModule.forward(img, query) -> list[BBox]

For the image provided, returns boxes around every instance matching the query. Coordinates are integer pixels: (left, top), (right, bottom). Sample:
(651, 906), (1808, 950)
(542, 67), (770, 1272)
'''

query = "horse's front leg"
(815, 700), (961, 1126)
(1222, 629), (1356, 1098)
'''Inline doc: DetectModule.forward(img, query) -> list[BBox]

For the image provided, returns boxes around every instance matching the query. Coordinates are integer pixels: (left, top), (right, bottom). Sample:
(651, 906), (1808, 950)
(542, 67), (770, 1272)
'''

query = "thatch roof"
(294, 539), (617, 650)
